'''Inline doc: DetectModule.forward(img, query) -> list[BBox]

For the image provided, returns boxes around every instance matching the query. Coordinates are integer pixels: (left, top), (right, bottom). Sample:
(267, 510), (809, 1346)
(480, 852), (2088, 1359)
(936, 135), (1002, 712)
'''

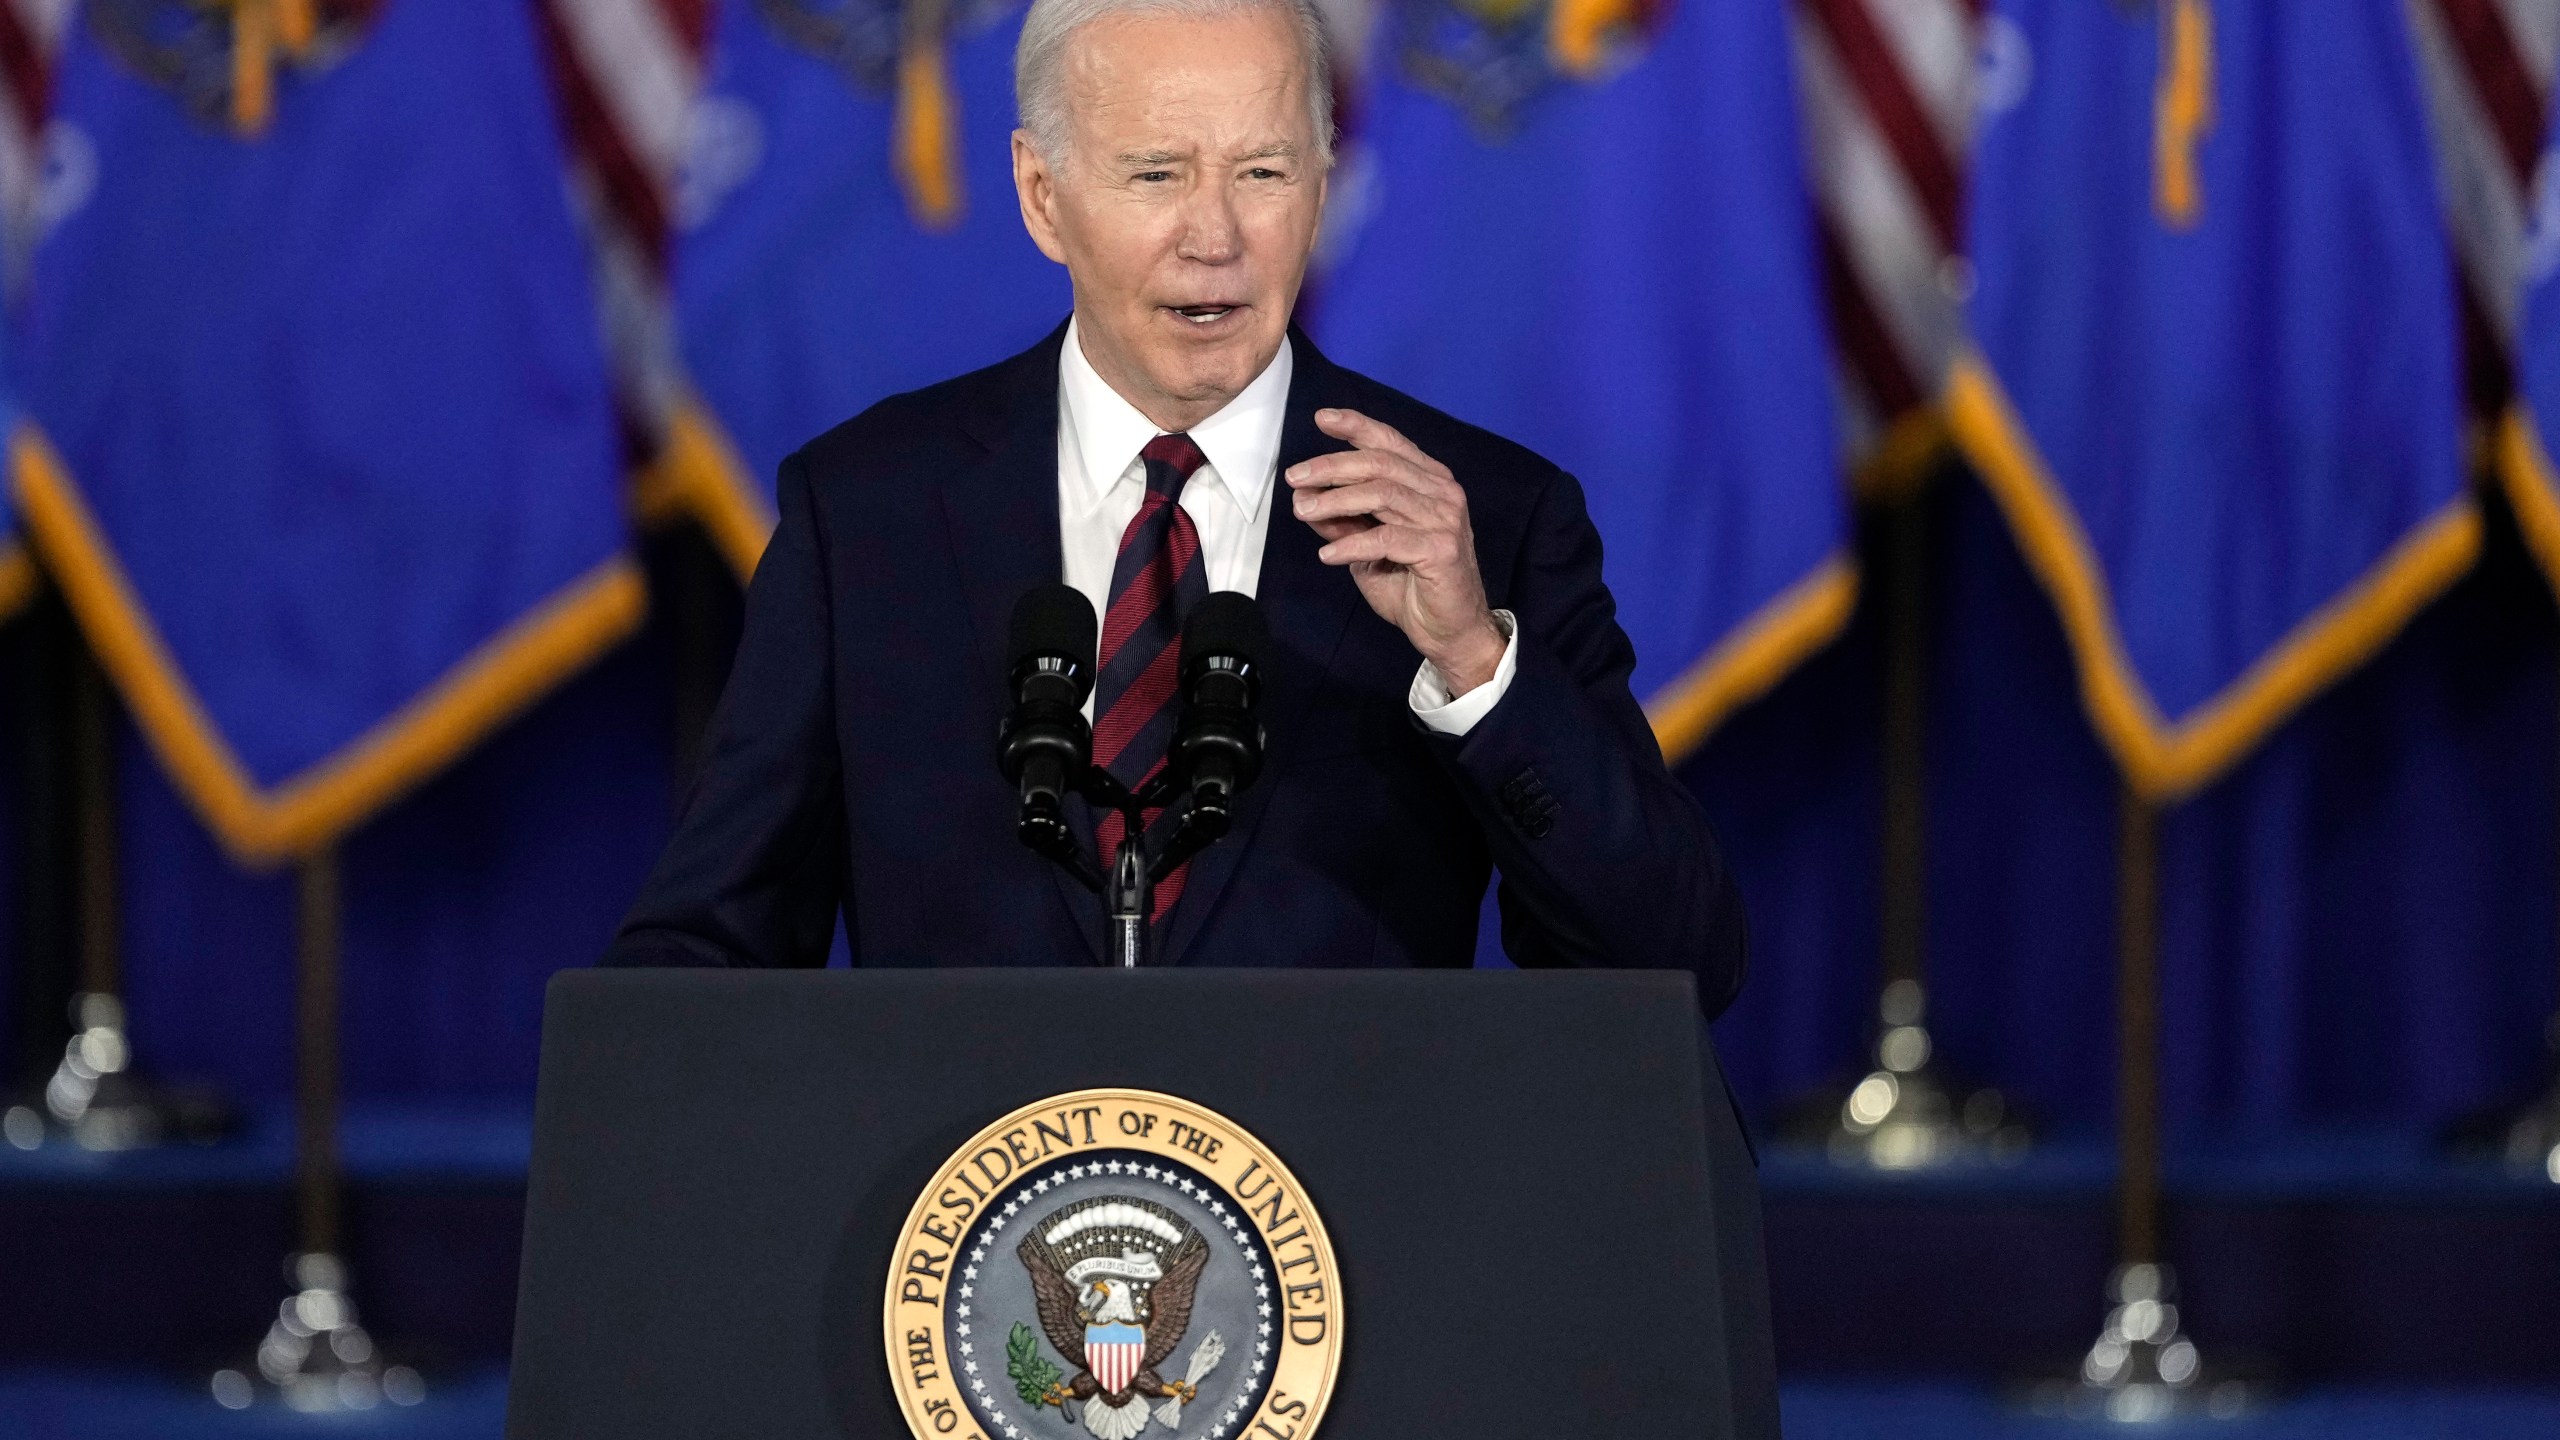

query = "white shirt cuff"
(1408, 610), (1519, 737)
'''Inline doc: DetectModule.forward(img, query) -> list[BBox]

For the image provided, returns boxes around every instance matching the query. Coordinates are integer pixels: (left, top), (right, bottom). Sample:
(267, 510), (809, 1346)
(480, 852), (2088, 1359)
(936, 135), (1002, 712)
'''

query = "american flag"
(0, 0), (68, 288)
(2404, 0), (2560, 423)
(538, 0), (771, 574)
(0, 0), (65, 615)
(1790, 0), (1984, 481)
(536, 0), (708, 457)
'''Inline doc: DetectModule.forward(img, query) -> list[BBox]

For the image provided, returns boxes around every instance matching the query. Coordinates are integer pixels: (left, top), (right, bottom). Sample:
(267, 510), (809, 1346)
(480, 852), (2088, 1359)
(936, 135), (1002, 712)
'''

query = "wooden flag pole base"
(209, 850), (422, 1413)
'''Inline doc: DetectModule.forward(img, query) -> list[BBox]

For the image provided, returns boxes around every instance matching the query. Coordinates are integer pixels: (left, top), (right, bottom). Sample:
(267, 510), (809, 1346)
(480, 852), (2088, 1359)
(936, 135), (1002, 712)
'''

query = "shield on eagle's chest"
(1085, 1322), (1146, 1394)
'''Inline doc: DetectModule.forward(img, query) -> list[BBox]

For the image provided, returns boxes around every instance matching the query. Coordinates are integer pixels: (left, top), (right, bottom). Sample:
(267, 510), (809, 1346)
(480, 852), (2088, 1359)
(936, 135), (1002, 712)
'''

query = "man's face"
(1013, 6), (1327, 429)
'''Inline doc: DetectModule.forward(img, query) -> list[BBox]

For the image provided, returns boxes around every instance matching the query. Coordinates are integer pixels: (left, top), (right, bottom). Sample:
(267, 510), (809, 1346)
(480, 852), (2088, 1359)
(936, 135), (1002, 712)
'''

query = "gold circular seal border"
(884, 1087), (1344, 1440)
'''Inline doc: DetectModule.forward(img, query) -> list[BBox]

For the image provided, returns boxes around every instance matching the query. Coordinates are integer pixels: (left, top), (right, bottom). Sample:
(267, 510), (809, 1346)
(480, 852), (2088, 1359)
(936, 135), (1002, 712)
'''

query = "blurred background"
(2, 0), (2558, 1435)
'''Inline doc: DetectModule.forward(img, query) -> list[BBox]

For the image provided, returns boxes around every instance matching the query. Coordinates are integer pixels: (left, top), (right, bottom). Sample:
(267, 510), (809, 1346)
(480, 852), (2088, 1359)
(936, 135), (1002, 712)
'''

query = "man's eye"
(1135, 170), (1174, 183)
(1245, 168), (1283, 181)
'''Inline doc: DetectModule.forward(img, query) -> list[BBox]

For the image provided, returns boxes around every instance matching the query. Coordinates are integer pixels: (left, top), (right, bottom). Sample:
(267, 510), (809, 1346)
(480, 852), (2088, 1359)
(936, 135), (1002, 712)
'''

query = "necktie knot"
(1139, 432), (1207, 498)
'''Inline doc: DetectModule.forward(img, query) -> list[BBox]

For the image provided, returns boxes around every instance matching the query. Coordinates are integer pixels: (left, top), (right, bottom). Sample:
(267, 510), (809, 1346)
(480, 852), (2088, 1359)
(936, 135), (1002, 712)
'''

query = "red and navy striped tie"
(1093, 432), (1211, 924)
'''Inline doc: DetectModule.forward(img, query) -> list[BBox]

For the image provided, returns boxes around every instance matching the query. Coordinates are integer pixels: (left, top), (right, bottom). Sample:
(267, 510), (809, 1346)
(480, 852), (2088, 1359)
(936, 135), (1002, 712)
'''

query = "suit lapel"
(934, 323), (1106, 961)
(1160, 332), (1364, 965)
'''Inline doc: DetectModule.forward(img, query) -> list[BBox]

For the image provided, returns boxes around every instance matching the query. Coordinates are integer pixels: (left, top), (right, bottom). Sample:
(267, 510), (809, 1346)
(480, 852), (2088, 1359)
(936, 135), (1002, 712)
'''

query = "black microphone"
(998, 584), (1097, 858)
(1167, 591), (1268, 838)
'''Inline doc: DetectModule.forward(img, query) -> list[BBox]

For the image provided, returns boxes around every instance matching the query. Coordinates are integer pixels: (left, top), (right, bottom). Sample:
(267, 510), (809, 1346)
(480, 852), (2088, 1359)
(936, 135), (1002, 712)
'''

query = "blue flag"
(10, 0), (638, 864)
(2500, 84), (2560, 598)
(672, 0), (1068, 573)
(1949, 0), (2472, 800)
(1308, 0), (1850, 760)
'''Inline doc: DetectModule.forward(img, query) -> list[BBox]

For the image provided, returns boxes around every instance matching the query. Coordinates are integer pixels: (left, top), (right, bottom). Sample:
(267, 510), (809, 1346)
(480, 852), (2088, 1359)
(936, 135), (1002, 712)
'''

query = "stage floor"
(2, 1373), (2555, 1440)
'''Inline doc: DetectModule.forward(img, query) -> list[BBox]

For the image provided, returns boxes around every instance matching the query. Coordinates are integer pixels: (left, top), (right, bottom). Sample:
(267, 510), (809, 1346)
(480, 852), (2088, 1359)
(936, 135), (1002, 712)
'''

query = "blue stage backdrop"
(7, 0), (639, 869)
(0, 0), (2553, 1141)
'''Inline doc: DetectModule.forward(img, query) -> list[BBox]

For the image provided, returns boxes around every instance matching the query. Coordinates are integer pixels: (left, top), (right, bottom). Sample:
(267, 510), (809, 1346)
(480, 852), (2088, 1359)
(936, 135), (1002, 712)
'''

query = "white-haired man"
(606, 0), (1746, 1017)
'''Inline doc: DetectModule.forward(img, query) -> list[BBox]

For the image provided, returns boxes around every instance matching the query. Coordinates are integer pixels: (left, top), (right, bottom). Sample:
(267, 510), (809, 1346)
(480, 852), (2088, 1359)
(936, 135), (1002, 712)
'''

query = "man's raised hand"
(1286, 408), (1506, 697)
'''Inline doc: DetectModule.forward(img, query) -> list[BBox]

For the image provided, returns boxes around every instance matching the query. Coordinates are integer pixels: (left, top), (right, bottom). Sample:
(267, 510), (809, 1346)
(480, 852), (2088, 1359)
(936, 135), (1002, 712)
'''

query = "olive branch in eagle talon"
(1006, 1323), (1067, 1407)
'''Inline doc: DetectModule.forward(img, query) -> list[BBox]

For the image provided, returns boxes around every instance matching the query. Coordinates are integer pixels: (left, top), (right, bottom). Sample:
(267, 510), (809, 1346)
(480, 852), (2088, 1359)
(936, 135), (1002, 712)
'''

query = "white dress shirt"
(1056, 318), (1516, 733)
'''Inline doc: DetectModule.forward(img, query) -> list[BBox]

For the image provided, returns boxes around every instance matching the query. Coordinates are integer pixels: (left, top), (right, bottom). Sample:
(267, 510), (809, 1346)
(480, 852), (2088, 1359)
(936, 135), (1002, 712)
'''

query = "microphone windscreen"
(1010, 583), (1098, 671)
(1180, 591), (1269, 668)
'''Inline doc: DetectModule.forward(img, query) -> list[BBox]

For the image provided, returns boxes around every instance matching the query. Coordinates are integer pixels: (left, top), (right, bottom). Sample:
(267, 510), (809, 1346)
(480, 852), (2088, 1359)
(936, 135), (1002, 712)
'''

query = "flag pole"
(1784, 468), (2024, 1166)
(3, 587), (78, 1151)
(667, 524), (737, 796)
(6, 597), (229, 1152)
(2039, 786), (2240, 1422)
(211, 849), (419, 1412)
(2462, 665), (2560, 1176)
(2114, 788), (2161, 1271)
(296, 851), (341, 1262)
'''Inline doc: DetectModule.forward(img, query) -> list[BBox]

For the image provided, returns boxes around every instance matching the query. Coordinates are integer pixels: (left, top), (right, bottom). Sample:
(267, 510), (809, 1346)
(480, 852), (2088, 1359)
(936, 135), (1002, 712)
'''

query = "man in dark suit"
(605, 0), (1747, 1015)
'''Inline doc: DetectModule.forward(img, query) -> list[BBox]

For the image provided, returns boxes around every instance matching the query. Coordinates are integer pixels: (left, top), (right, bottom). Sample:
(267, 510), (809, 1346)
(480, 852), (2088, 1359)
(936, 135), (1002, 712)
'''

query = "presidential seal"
(886, 1089), (1342, 1440)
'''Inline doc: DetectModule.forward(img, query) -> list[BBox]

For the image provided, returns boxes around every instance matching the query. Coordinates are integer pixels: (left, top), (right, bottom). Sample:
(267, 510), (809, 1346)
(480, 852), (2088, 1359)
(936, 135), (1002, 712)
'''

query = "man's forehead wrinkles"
(1104, 140), (1297, 168)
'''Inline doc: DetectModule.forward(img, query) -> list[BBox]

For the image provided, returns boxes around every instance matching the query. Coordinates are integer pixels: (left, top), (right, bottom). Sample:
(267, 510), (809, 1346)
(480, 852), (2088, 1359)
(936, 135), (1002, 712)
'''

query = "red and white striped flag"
(537, 0), (773, 577)
(1790, 0), (1982, 484)
(0, 0), (69, 620)
(2405, 0), (2560, 421)
(0, 0), (69, 278)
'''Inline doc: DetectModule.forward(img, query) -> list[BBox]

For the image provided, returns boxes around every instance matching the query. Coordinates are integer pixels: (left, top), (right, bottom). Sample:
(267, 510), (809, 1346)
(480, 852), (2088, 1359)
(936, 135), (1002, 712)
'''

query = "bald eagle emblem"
(888, 1092), (1339, 1440)
(1011, 1197), (1226, 1439)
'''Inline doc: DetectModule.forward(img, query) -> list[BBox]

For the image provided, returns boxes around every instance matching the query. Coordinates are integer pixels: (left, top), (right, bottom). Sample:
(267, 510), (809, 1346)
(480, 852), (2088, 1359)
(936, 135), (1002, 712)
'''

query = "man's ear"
(1013, 131), (1070, 265)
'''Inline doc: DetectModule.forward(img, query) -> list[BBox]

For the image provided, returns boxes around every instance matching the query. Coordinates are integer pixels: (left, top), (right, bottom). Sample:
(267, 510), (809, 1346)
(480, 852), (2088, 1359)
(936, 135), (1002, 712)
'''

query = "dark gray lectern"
(507, 969), (1777, 1439)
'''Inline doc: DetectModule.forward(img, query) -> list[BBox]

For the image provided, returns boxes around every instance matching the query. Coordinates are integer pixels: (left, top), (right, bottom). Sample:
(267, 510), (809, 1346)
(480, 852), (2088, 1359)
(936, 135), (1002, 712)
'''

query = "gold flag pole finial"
(229, 0), (276, 135)
(2153, 0), (2214, 230)
(277, 0), (318, 53)
(894, 39), (964, 230)
(227, 0), (318, 137)
(1547, 0), (1642, 79)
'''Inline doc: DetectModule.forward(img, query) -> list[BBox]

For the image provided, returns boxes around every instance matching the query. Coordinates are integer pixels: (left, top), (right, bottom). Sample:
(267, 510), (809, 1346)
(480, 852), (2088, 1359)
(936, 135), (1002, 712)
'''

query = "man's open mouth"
(1168, 304), (1240, 325)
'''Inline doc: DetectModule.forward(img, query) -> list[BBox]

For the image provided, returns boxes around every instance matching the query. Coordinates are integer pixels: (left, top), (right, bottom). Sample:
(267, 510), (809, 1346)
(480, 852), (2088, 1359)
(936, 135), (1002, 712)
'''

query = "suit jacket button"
(1501, 767), (1554, 837)
(1525, 793), (1557, 837)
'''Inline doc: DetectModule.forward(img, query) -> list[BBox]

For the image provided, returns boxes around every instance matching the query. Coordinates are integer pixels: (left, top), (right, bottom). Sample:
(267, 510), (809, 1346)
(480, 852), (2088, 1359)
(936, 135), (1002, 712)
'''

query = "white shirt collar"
(1059, 314), (1291, 524)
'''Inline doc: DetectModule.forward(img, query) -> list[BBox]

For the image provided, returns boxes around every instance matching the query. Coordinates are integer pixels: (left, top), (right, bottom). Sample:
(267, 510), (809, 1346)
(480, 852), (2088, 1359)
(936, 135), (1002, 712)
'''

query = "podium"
(505, 968), (1777, 1439)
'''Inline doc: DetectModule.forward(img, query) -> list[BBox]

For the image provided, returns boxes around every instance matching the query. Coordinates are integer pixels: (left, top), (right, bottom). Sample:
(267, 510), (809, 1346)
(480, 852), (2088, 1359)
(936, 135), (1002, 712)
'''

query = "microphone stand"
(1025, 766), (1239, 968)
(1003, 589), (1263, 968)
(1105, 826), (1150, 970)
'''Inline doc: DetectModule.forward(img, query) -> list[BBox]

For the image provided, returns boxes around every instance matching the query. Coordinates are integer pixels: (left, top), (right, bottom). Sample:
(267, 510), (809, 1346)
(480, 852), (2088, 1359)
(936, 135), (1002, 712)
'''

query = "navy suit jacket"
(605, 323), (1748, 1016)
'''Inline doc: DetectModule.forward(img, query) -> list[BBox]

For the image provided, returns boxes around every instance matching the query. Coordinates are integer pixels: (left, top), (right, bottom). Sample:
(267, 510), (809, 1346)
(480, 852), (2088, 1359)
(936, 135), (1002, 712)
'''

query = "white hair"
(1014, 0), (1336, 167)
